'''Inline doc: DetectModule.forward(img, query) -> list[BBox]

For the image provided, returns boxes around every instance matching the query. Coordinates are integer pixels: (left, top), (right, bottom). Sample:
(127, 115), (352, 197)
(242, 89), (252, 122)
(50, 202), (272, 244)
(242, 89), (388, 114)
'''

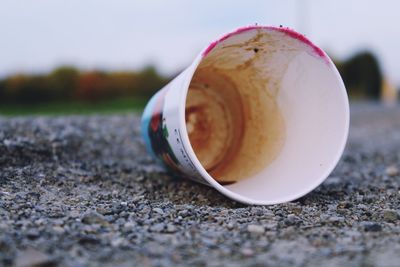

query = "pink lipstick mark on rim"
(202, 25), (328, 64)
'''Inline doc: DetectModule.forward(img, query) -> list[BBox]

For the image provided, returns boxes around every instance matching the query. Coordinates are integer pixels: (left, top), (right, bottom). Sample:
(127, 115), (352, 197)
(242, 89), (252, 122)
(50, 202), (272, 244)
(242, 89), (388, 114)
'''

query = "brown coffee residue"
(186, 69), (244, 173)
(186, 29), (290, 184)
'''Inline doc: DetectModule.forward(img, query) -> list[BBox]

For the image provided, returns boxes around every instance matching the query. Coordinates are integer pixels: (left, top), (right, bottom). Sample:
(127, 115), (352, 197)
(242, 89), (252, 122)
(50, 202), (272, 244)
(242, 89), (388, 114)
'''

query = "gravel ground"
(0, 102), (399, 267)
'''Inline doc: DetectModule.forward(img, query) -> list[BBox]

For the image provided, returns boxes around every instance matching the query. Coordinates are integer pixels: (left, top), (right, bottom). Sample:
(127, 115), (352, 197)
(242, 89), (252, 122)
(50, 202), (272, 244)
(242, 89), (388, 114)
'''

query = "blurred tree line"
(335, 51), (384, 100)
(0, 66), (171, 105)
(0, 51), (392, 106)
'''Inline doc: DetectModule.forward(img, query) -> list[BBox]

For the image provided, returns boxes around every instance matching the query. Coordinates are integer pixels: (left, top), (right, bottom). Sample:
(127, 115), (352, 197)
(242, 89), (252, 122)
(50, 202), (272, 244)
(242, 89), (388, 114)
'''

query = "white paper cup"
(141, 25), (349, 205)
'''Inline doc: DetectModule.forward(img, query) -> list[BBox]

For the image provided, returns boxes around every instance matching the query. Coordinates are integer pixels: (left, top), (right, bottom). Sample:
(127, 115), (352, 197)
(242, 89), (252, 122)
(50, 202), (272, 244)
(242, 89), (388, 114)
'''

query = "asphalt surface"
(0, 102), (399, 267)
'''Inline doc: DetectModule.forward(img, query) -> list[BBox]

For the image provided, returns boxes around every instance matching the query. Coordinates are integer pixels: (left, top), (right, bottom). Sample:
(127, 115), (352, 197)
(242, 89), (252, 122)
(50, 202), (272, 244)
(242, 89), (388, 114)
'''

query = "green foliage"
(135, 66), (170, 98)
(337, 51), (382, 100)
(0, 97), (147, 116)
(48, 66), (79, 100)
(0, 79), (5, 100)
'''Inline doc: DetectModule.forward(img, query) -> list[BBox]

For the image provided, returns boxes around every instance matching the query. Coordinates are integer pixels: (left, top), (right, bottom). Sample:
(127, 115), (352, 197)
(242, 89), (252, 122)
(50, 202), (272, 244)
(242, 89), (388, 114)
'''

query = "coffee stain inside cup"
(185, 30), (289, 184)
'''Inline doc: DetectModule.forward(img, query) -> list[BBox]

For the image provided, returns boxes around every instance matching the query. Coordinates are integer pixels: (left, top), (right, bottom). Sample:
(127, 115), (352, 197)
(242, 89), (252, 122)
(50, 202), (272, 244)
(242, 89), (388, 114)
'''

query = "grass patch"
(0, 97), (147, 116)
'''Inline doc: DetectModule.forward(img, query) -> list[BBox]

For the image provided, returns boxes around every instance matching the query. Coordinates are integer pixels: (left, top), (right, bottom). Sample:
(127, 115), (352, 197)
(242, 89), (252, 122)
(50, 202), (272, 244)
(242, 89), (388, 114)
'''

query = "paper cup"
(141, 25), (349, 205)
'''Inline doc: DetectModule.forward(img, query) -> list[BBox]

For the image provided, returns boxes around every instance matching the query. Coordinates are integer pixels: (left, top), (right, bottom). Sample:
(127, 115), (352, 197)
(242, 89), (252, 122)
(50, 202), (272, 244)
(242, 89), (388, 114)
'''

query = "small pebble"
(165, 224), (177, 233)
(69, 210), (80, 218)
(152, 208), (164, 215)
(81, 211), (108, 225)
(284, 214), (298, 226)
(26, 229), (40, 239)
(226, 223), (234, 230)
(247, 224), (265, 234)
(383, 210), (398, 222)
(123, 221), (135, 231)
(111, 237), (125, 247)
(150, 223), (165, 233)
(362, 222), (382, 232)
(241, 248), (254, 257)
(52, 226), (65, 234)
(385, 165), (399, 177)
(14, 248), (55, 267)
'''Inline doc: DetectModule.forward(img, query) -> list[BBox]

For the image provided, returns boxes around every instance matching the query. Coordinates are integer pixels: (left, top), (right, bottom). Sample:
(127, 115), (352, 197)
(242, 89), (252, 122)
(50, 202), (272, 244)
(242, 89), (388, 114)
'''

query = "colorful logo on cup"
(141, 88), (181, 173)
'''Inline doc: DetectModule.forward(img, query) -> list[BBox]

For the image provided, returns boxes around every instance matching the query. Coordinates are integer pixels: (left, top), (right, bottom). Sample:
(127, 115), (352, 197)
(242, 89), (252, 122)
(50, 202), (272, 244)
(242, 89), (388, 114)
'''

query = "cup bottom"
(185, 67), (286, 184)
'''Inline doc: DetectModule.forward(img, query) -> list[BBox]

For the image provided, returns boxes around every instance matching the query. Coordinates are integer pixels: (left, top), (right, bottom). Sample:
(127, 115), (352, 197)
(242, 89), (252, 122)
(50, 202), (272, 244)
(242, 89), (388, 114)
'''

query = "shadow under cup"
(183, 28), (349, 204)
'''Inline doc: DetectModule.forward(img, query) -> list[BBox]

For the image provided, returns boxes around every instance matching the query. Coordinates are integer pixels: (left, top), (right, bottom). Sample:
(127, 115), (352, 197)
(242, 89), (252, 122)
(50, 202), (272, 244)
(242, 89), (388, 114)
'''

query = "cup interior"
(184, 27), (349, 204)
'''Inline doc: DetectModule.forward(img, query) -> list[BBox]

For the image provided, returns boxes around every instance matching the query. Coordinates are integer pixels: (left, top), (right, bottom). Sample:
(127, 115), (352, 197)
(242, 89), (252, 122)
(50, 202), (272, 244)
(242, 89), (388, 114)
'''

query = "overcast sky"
(0, 0), (399, 85)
